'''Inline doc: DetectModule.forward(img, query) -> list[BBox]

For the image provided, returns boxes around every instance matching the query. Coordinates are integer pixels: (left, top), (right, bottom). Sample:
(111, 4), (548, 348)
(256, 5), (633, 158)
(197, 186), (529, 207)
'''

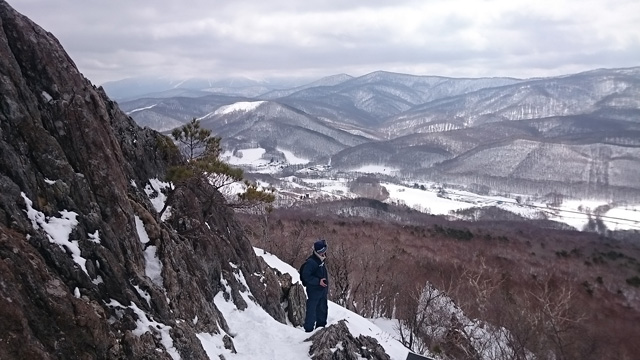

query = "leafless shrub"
(329, 240), (354, 307)
(241, 209), (640, 358)
(395, 281), (456, 355)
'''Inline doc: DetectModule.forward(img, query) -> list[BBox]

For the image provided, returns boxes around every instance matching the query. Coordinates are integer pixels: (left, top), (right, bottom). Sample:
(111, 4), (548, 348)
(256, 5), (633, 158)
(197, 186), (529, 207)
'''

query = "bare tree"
(528, 278), (587, 360)
(395, 281), (451, 354)
(330, 240), (355, 307)
(449, 259), (588, 360)
(348, 235), (389, 316)
(271, 220), (309, 266)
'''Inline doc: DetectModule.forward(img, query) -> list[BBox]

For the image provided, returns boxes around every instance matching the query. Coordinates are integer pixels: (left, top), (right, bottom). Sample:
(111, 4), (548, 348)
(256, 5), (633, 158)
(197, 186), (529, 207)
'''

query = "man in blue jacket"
(301, 239), (329, 332)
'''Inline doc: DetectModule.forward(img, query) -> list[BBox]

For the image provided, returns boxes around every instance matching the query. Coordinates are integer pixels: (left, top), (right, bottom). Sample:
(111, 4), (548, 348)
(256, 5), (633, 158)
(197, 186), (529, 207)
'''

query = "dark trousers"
(304, 288), (328, 332)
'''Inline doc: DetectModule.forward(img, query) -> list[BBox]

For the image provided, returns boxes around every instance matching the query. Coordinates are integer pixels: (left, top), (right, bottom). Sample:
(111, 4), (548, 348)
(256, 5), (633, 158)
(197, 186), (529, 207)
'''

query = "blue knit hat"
(314, 239), (327, 254)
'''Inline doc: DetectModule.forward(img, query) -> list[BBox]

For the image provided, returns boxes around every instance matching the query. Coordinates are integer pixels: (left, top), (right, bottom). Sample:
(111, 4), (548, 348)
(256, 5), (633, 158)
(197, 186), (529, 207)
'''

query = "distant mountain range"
(102, 76), (319, 101)
(110, 67), (640, 202)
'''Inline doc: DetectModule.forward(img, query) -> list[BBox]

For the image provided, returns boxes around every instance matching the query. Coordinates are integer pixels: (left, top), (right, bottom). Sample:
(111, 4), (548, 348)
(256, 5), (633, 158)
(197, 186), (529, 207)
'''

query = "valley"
(115, 67), (640, 208)
(220, 145), (640, 234)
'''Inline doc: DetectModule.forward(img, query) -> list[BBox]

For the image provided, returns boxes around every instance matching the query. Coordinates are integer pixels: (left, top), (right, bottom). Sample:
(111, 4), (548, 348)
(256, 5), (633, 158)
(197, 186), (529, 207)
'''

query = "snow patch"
(41, 91), (52, 102)
(222, 148), (267, 165)
(214, 101), (265, 115)
(135, 216), (164, 287)
(133, 284), (152, 307)
(277, 148), (309, 165)
(88, 230), (101, 244)
(144, 245), (163, 287)
(222, 147), (315, 174)
(108, 300), (180, 360)
(144, 178), (172, 216)
(21, 192), (88, 276)
(604, 205), (640, 230)
(352, 165), (399, 175)
(197, 332), (235, 359)
(126, 104), (157, 115)
(135, 216), (150, 244)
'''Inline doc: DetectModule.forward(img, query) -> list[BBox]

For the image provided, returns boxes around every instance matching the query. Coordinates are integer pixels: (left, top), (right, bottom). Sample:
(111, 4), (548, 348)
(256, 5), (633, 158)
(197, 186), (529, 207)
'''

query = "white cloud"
(9, 0), (640, 84)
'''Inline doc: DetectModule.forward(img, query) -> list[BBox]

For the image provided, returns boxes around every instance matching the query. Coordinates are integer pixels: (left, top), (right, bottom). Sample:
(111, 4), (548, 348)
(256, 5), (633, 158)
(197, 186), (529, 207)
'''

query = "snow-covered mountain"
(119, 94), (248, 132)
(278, 71), (523, 126)
(119, 65), (640, 202)
(379, 67), (640, 137)
(198, 100), (374, 161)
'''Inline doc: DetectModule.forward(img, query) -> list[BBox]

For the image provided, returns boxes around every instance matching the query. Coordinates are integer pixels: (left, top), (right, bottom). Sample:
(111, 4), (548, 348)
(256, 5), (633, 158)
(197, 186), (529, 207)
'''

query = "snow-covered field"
(221, 150), (640, 232)
(383, 183), (640, 231)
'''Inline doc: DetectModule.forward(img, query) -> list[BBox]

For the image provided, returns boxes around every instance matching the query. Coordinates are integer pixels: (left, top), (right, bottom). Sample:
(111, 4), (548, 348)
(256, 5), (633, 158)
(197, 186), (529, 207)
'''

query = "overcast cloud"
(9, 0), (640, 84)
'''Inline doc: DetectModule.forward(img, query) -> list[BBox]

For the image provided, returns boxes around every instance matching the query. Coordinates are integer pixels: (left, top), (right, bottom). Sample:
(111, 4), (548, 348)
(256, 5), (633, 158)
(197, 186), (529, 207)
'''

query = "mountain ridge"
(118, 65), (640, 202)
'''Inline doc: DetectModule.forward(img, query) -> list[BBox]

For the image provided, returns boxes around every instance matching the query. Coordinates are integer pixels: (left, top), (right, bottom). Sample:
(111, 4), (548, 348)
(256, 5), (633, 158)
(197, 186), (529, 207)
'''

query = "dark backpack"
(299, 261), (308, 287)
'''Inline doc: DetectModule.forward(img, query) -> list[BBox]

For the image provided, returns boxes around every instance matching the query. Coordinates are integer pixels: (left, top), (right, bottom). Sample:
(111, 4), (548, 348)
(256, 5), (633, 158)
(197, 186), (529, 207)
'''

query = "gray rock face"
(287, 282), (308, 327)
(0, 2), (320, 359)
(306, 320), (391, 360)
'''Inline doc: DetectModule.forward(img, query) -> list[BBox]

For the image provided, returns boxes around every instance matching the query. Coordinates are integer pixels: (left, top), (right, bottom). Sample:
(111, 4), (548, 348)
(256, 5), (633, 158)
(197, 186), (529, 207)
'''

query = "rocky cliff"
(0, 2), (322, 359)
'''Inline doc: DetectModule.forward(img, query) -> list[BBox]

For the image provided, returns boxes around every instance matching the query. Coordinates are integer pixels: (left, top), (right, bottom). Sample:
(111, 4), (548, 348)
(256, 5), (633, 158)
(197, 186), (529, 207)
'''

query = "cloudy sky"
(10, 0), (640, 85)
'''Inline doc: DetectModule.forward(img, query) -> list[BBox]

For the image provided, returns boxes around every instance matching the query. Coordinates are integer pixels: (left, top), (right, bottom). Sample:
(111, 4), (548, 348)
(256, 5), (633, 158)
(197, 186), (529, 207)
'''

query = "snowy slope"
(195, 247), (410, 359)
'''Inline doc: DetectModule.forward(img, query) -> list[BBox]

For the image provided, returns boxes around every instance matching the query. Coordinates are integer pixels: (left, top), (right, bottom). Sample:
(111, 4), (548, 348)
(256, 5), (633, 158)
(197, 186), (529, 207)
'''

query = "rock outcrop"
(0, 2), (320, 359)
(306, 320), (391, 360)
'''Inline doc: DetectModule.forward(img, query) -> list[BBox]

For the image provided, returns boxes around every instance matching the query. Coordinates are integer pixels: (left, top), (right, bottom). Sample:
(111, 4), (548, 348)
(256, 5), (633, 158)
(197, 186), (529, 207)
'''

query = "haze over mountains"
(112, 67), (640, 203)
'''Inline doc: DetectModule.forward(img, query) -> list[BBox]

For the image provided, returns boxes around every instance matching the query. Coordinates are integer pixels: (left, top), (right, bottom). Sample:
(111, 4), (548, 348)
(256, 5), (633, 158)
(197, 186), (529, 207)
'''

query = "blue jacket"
(301, 254), (328, 290)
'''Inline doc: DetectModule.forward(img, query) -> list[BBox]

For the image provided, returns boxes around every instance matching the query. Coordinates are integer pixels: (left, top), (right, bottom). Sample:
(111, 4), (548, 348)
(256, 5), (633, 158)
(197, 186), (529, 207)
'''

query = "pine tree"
(161, 118), (274, 217)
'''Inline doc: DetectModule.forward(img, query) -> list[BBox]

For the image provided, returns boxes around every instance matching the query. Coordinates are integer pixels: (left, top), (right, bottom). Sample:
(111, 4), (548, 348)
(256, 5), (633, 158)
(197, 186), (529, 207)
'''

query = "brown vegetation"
(240, 203), (640, 359)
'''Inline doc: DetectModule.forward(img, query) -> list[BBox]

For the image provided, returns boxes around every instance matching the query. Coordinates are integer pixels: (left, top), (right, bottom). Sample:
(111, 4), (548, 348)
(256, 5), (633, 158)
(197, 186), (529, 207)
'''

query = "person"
(301, 238), (329, 332)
